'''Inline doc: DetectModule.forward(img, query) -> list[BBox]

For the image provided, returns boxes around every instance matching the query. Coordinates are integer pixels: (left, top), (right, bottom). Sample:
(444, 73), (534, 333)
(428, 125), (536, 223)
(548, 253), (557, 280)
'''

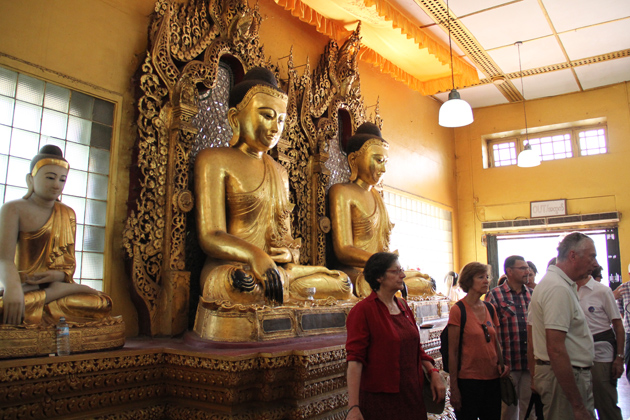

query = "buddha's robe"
(0, 202), (112, 325)
(334, 189), (435, 298)
(200, 154), (352, 304)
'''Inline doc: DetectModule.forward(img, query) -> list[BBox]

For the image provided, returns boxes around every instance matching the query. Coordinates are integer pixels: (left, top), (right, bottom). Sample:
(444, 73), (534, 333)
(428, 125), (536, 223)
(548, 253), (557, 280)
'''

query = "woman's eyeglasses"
(481, 324), (491, 343)
(386, 267), (404, 275)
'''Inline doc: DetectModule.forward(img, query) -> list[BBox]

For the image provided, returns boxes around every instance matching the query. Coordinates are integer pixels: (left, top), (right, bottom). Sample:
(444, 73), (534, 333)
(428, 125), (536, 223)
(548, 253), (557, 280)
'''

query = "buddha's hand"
(25, 270), (65, 285)
(2, 285), (25, 325)
(269, 247), (293, 263)
(249, 252), (283, 305)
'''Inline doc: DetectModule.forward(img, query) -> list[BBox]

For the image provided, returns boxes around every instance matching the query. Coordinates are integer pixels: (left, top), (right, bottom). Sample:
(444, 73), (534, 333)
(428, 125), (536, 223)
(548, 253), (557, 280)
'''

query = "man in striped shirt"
(486, 255), (533, 420)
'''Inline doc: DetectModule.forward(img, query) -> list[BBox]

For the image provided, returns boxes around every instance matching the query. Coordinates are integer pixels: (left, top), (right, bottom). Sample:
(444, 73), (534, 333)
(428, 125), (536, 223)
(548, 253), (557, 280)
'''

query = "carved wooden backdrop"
(123, 0), (379, 336)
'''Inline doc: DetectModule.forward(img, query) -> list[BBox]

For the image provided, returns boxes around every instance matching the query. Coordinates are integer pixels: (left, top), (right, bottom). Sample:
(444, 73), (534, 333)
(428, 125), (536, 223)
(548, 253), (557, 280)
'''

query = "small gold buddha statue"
(194, 67), (352, 306)
(329, 122), (436, 298)
(0, 145), (113, 326)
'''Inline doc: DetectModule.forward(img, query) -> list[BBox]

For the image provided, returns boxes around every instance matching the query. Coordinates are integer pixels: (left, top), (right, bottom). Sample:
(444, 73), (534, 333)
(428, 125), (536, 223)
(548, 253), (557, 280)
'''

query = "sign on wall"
(530, 199), (567, 218)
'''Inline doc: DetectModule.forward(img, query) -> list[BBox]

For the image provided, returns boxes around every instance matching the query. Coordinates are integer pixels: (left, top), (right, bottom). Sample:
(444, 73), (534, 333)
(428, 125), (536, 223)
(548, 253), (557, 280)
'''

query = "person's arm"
(421, 359), (446, 402)
(0, 203), (24, 325)
(448, 324), (462, 411)
(611, 318), (625, 379)
(527, 325), (537, 392)
(546, 329), (592, 420)
(346, 361), (364, 420)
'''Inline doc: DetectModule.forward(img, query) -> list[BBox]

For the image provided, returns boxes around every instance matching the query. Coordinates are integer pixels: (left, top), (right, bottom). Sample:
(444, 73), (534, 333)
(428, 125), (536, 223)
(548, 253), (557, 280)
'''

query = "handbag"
(422, 367), (446, 414)
(494, 333), (518, 406)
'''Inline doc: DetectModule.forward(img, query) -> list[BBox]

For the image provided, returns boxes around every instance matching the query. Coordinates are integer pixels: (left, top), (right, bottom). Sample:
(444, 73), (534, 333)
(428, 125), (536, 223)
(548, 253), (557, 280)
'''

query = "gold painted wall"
(455, 82), (630, 279)
(0, 0), (458, 336)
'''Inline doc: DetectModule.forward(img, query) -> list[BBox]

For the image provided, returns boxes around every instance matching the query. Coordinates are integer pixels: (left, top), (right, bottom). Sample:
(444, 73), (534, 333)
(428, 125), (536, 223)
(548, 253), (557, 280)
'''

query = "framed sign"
(530, 199), (567, 218)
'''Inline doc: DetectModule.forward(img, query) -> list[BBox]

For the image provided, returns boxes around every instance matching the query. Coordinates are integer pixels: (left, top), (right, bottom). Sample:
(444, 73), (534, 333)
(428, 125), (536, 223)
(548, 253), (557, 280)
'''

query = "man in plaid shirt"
(486, 255), (533, 420)
(614, 279), (630, 383)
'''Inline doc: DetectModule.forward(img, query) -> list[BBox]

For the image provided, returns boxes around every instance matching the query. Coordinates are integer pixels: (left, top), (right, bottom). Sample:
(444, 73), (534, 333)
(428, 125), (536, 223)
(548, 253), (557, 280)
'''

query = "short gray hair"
(557, 232), (593, 261)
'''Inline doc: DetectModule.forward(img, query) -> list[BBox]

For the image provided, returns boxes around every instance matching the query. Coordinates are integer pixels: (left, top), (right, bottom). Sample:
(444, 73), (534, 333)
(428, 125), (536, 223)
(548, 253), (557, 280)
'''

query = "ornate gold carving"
(278, 26), (378, 267)
(0, 317), (125, 359)
(0, 341), (351, 419)
(123, 0), (267, 336)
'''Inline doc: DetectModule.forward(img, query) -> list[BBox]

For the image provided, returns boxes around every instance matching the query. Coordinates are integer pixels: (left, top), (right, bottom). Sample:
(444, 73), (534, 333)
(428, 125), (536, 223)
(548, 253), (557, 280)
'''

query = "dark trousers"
(455, 378), (501, 420)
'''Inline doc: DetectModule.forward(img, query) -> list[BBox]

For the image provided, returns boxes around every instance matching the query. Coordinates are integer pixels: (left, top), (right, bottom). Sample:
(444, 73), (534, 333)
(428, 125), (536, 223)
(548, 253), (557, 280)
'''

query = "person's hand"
(573, 405), (594, 420)
(25, 270), (65, 285)
(430, 370), (446, 402)
(612, 357), (624, 380)
(346, 406), (363, 420)
(449, 385), (462, 411)
(499, 364), (510, 378)
(2, 284), (25, 325)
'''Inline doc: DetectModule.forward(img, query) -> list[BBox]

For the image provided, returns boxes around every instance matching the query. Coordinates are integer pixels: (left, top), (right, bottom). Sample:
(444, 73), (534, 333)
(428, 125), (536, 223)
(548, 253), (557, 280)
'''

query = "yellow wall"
(455, 82), (630, 278)
(0, 0), (458, 335)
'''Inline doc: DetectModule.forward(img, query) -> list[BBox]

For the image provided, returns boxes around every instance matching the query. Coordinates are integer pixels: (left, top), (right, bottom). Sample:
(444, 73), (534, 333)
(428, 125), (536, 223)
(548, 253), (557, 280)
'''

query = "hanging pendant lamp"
(438, 0), (473, 128)
(515, 41), (540, 167)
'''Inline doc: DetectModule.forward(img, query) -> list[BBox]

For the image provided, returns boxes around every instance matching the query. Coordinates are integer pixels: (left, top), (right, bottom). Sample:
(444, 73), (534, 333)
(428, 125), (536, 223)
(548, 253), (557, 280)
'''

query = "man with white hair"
(528, 232), (599, 420)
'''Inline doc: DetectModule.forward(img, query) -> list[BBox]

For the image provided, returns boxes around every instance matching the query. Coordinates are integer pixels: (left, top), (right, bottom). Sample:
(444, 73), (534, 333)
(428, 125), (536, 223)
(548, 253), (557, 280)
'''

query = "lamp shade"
(439, 90), (474, 127)
(517, 143), (541, 168)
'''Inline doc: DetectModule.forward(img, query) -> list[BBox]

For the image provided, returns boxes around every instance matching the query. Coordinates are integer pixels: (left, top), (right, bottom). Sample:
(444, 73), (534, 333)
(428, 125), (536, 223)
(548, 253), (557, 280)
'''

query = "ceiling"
(275, 0), (630, 109)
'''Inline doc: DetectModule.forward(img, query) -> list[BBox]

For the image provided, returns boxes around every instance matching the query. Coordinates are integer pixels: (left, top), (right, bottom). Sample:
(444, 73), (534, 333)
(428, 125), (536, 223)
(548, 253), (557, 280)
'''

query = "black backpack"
(439, 300), (495, 373)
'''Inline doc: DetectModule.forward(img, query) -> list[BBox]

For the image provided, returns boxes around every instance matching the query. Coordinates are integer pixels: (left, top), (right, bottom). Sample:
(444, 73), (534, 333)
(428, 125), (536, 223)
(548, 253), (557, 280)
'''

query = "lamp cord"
(517, 42), (529, 143)
(447, 0), (455, 90)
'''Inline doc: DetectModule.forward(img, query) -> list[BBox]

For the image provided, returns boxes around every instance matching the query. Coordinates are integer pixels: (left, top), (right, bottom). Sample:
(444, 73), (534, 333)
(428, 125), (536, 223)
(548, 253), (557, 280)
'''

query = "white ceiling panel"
(559, 18), (630, 61)
(459, 0), (552, 50)
(448, 0), (514, 18)
(514, 69), (580, 100)
(434, 83), (510, 108)
(488, 36), (565, 74)
(574, 56), (630, 90)
(542, 0), (630, 33)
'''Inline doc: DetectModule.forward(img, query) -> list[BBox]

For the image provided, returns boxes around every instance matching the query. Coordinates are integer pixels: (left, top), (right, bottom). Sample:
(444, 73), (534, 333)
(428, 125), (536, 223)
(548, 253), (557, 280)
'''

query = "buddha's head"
(24, 145), (70, 200)
(227, 67), (288, 153)
(345, 122), (389, 185)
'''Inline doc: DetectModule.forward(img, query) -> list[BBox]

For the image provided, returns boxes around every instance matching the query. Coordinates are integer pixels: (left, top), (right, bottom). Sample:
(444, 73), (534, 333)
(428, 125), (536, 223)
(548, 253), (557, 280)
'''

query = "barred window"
(490, 140), (517, 167)
(382, 188), (453, 290)
(0, 66), (114, 291)
(487, 124), (607, 168)
(579, 128), (607, 156)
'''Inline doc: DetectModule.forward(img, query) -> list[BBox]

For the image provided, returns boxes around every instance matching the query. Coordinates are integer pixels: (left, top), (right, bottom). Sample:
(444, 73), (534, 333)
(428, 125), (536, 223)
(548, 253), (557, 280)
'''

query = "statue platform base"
(193, 300), (355, 342)
(0, 335), (350, 419)
(0, 316), (125, 359)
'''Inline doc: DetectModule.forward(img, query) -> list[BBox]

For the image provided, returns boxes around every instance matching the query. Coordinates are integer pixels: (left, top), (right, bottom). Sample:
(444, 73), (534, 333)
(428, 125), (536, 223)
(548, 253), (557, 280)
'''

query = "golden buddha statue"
(0, 145), (113, 326)
(194, 67), (352, 306)
(329, 123), (436, 298)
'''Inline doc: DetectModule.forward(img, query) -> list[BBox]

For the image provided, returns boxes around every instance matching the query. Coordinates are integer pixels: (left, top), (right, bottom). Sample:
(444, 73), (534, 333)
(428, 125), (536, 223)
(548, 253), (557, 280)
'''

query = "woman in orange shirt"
(448, 262), (509, 420)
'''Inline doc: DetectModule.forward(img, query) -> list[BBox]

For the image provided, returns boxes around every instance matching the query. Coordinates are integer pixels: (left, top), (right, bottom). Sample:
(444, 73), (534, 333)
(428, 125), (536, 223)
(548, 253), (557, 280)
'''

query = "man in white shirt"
(577, 266), (624, 420)
(528, 232), (598, 420)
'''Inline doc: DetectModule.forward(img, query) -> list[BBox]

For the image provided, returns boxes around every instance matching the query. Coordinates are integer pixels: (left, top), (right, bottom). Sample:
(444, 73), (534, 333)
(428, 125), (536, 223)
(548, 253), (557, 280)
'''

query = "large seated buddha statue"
(194, 67), (352, 306)
(328, 123), (436, 298)
(0, 145), (114, 328)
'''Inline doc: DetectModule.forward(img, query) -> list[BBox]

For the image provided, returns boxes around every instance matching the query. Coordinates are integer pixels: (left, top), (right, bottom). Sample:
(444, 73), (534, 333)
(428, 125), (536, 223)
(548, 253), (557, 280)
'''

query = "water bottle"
(56, 317), (70, 356)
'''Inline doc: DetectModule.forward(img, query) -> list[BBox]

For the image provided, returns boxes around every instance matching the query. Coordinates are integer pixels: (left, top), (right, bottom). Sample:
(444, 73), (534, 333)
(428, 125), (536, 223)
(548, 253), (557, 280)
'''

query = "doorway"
(488, 228), (621, 287)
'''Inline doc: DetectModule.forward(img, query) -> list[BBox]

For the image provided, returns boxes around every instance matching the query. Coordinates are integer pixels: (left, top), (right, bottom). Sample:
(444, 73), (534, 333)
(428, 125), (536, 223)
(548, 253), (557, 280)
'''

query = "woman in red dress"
(345, 252), (446, 420)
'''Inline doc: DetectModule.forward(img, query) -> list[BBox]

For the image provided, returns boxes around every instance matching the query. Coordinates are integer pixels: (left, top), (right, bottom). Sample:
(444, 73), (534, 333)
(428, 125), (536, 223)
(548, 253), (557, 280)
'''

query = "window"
(487, 124), (607, 168)
(382, 188), (453, 292)
(0, 66), (114, 291)
(490, 140), (517, 167)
